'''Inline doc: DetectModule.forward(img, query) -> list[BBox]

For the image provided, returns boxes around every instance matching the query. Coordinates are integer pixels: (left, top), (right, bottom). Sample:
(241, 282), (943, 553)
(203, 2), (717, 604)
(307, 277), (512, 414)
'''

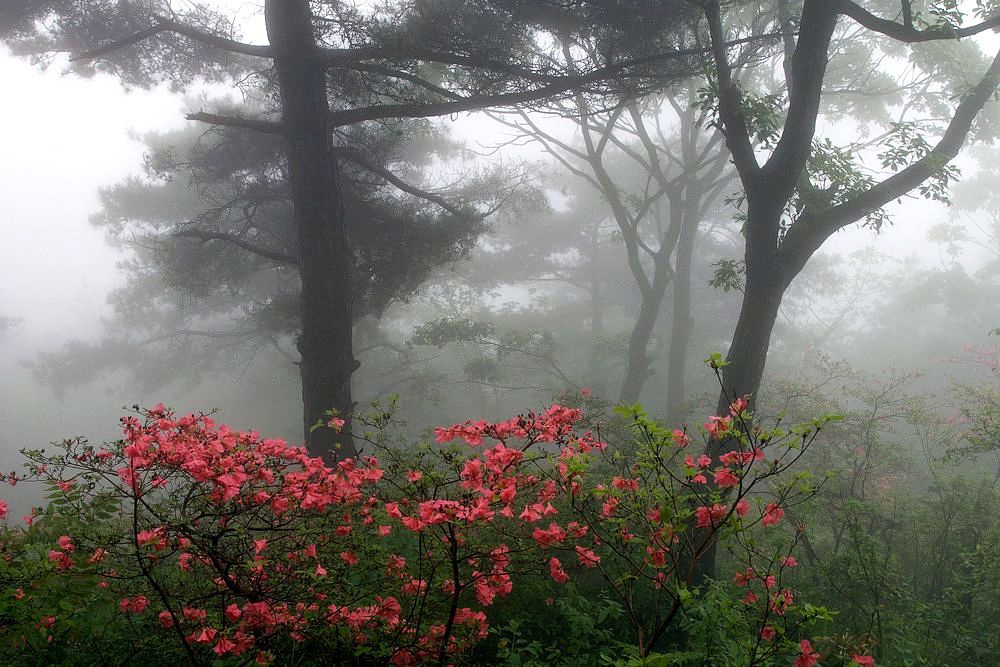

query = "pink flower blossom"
(225, 604), (242, 622)
(695, 503), (728, 529)
(713, 467), (740, 488)
(549, 557), (569, 583)
(214, 637), (237, 656)
(729, 396), (749, 416)
(761, 503), (785, 527)
(192, 627), (218, 644)
(704, 415), (732, 438)
(611, 477), (639, 492)
(601, 497), (620, 518)
(119, 596), (149, 614)
(532, 522), (567, 547)
(575, 545), (600, 567)
(794, 639), (820, 667)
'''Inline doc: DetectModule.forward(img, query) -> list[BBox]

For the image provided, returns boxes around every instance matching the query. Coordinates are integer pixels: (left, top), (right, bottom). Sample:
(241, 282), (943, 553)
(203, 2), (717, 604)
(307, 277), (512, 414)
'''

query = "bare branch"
(702, 1), (761, 180)
(186, 111), (282, 134)
(328, 80), (587, 126)
(138, 328), (260, 346)
(174, 229), (298, 265)
(334, 148), (481, 220)
(71, 17), (273, 62)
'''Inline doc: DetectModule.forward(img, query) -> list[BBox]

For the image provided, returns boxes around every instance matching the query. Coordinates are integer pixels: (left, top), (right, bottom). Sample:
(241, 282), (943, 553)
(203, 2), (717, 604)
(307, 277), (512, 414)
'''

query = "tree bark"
(266, 0), (358, 460)
(587, 224), (608, 396)
(619, 283), (666, 404)
(711, 261), (784, 442)
(666, 206), (697, 420)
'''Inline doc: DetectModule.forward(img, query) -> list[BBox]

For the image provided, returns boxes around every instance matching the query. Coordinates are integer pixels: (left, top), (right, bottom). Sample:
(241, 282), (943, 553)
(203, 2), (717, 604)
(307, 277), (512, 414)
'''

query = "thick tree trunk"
(695, 202), (787, 583)
(692, 271), (784, 583)
(711, 256), (784, 454)
(266, 0), (358, 461)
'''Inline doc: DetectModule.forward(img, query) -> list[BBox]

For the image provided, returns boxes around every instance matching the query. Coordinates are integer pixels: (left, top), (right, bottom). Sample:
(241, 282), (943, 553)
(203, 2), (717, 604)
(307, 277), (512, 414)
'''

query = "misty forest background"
(1, 0), (999, 665)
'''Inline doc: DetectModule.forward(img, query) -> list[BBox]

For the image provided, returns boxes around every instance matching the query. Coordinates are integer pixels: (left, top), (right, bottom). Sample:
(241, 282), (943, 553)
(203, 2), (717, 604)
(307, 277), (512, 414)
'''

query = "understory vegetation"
(0, 360), (996, 665)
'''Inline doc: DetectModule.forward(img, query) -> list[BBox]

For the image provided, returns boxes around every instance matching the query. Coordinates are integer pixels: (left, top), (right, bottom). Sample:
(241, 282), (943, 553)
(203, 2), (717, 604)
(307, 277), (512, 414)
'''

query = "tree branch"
(334, 148), (482, 220)
(328, 79), (587, 126)
(71, 17), (273, 62)
(702, 1), (761, 181)
(186, 111), (282, 133)
(138, 328), (261, 346)
(317, 32), (784, 81)
(328, 31), (791, 127)
(836, 0), (1000, 41)
(760, 0), (838, 207)
(174, 229), (298, 265)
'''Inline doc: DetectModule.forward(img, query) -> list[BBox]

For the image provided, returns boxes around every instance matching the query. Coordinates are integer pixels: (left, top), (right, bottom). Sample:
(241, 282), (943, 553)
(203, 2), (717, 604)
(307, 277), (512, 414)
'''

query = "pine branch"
(71, 17), (273, 62)
(334, 148), (481, 220)
(173, 229), (298, 265)
(185, 111), (282, 133)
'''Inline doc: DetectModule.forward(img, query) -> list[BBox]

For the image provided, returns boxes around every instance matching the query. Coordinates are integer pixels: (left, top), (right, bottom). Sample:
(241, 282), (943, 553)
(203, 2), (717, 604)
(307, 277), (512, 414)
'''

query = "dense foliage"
(0, 374), (878, 665)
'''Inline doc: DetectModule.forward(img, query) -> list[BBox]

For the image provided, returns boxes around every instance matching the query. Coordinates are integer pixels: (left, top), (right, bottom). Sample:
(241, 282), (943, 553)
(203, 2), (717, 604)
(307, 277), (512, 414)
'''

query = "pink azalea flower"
(713, 467), (740, 488)
(794, 639), (820, 667)
(575, 545), (600, 567)
(549, 557), (569, 583)
(761, 503), (785, 527)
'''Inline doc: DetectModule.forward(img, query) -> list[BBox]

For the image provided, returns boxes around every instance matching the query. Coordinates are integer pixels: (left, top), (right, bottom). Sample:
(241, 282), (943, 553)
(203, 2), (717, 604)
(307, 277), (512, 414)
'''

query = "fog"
(0, 2), (997, 663)
(1, 52), (177, 478)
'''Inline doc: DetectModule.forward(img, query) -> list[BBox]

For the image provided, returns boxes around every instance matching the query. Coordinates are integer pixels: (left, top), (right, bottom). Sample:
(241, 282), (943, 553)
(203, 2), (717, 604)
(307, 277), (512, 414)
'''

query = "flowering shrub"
(0, 389), (875, 665)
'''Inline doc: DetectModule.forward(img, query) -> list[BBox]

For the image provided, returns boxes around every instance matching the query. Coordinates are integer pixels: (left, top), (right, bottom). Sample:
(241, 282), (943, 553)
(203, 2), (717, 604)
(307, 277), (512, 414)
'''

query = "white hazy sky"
(0, 50), (186, 351)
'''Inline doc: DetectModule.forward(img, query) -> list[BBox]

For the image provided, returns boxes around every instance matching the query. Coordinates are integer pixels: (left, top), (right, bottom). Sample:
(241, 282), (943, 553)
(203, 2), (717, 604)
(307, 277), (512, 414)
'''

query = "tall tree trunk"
(588, 224), (608, 396)
(666, 210), (697, 420)
(695, 203), (786, 583)
(711, 270), (784, 432)
(266, 0), (358, 460)
(693, 271), (783, 583)
(711, 194), (787, 443)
